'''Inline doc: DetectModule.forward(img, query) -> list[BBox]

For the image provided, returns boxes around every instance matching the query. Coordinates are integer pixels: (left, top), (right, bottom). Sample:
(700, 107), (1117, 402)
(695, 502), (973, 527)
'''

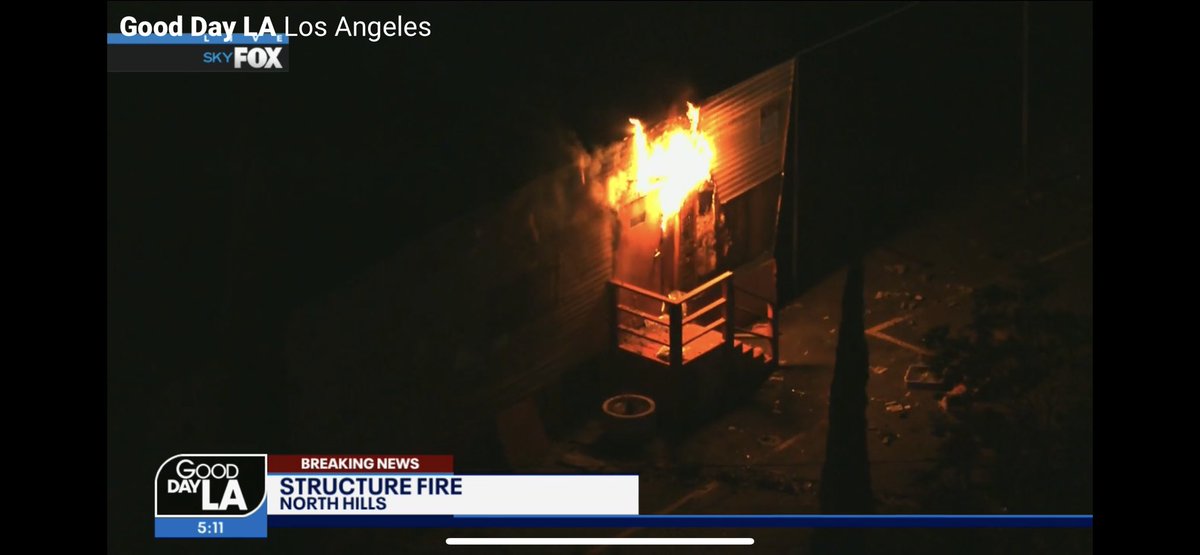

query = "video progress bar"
(446, 537), (754, 546)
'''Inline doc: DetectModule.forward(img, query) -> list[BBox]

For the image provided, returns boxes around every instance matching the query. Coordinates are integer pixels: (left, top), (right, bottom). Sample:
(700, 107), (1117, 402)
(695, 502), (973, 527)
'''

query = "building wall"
(283, 60), (796, 464)
(284, 165), (612, 461)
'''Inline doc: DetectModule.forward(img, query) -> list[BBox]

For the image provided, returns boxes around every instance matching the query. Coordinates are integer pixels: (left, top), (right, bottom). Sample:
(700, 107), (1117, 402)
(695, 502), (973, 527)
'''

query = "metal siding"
(703, 58), (795, 201)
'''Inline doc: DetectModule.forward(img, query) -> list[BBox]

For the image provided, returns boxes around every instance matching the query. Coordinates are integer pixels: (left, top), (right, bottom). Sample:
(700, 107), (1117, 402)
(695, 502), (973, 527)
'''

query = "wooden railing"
(609, 271), (777, 367)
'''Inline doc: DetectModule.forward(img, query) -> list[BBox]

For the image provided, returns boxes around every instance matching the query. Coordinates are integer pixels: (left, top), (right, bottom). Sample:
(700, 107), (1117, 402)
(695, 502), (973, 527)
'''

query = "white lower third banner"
(267, 475), (640, 515)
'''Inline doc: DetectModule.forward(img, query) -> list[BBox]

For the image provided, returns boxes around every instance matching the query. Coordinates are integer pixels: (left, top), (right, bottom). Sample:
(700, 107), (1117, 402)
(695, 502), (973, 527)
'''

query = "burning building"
(285, 59), (796, 466)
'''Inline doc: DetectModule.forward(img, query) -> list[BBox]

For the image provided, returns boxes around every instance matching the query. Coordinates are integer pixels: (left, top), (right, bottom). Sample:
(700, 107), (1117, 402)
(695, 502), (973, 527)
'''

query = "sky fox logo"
(202, 46), (283, 69)
(156, 454), (267, 517)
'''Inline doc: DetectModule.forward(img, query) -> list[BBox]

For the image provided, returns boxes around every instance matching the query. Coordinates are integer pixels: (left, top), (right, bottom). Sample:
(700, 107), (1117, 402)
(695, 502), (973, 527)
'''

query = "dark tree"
(813, 260), (874, 554)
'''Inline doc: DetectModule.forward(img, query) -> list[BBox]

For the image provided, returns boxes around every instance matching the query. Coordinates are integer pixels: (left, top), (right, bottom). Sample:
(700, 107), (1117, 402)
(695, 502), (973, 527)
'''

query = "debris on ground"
(905, 363), (946, 389)
(768, 372), (785, 383)
(727, 425), (739, 432)
(771, 400), (783, 415)
(829, 328), (837, 334)
(822, 315), (830, 320)
(938, 383), (969, 412)
(914, 294), (924, 302)
(871, 366), (889, 375)
(881, 431), (899, 446)
(885, 401), (907, 414)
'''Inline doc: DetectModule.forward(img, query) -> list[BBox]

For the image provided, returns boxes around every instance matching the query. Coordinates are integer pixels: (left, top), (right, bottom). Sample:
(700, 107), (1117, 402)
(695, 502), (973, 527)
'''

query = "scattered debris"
(913, 294), (924, 302)
(881, 431), (899, 446)
(768, 372), (785, 383)
(758, 434), (782, 448)
(875, 291), (885, 300)
(829, 328), (837, 334)
(938, 383), (969, 412)
(871, 366), (889, 375)
(792, 389), (805, 397)
(885, 401), (906, 413)
(803, 350), (809, 356)
(822, 315), (830, 320)
(904, 363), (946, 390)
(728, 425), (739, 432)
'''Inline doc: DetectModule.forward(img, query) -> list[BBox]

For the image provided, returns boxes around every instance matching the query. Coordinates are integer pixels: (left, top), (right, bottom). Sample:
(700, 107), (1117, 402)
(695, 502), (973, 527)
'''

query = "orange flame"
(607, 103), (715, 232)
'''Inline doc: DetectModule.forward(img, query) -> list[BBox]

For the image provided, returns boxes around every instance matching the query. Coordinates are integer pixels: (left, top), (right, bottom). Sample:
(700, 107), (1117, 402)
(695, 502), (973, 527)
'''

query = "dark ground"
(108, 2), (1091, 553)
(400, 126), (1093, 554)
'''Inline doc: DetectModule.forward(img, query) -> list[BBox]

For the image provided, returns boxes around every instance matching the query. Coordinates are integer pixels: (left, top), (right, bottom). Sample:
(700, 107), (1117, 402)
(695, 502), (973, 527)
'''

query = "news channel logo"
(107, 35), (290, 73)
(154, 454), (268, 538)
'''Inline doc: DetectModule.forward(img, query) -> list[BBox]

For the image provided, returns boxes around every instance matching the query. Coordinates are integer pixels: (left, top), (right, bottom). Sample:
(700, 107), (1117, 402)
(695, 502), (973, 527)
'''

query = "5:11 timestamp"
(197, 521), (225, 534)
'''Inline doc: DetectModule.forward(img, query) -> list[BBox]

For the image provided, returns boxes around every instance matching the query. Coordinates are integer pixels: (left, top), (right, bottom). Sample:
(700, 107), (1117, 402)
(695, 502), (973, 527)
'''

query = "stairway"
(732, 337), (774, 366)
(726, 336), (777, 400)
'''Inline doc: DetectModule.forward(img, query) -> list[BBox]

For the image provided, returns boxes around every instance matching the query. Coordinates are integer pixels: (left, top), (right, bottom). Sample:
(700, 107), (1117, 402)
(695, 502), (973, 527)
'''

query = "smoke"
(572, 136), (628, 213)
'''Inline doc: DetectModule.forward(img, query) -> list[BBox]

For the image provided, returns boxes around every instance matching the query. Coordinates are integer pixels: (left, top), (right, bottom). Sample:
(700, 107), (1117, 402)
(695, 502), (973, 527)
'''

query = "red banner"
(268, 455), (454, 473)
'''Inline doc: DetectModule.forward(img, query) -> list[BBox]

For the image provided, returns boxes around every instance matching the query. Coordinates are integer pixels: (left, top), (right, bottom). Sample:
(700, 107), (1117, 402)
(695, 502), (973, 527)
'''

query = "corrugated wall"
(703, 58), (795, 202)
